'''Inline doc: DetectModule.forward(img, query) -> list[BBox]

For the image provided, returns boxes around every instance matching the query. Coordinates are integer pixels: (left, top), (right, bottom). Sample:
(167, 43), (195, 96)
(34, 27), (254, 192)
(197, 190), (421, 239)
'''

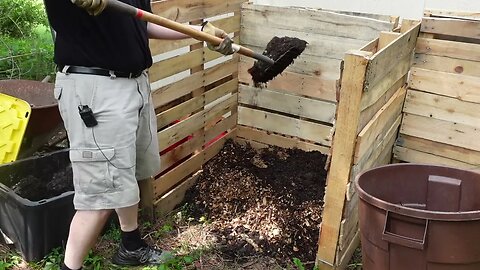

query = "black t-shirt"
(44, 0), (152, 72)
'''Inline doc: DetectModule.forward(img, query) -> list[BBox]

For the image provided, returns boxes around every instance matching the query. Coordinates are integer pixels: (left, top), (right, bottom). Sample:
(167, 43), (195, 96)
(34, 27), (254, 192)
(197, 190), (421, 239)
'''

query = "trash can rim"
(355, 163), (480, 221)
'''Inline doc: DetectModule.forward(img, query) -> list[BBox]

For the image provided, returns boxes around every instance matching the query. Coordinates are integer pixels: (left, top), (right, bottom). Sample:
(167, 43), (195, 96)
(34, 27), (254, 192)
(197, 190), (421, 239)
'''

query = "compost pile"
(183, 140), (327, 263)
(11, 164), (73, 201)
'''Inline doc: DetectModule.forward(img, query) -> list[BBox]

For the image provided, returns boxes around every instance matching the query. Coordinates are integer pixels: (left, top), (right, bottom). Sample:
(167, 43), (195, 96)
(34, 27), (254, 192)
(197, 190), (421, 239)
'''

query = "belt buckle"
(109, 70), (117, 79)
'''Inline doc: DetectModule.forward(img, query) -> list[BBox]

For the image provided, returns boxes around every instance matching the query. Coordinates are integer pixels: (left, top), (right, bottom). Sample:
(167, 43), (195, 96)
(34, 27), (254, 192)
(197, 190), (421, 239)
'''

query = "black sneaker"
(111, 243), (174, 266)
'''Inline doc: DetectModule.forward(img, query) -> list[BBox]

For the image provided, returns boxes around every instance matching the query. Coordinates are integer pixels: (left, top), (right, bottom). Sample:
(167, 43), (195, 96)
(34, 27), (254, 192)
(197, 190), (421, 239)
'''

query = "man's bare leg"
(116, 203), (139, 232)
(63, 210), (112, 269)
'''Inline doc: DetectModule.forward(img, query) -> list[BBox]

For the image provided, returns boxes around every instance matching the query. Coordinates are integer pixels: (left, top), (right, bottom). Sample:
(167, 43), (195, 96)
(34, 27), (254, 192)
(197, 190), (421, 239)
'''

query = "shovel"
(100, 0), (307, 84)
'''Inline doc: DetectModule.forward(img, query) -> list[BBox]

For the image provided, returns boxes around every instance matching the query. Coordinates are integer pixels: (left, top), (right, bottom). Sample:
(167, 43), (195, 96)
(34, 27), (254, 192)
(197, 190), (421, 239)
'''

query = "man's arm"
(147, 23), (201, 40)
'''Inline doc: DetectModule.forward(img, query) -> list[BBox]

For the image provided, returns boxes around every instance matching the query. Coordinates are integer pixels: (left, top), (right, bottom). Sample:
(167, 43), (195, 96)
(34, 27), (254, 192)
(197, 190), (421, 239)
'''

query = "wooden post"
(316, 51), (370, 269)
(139, 176), (155, 221)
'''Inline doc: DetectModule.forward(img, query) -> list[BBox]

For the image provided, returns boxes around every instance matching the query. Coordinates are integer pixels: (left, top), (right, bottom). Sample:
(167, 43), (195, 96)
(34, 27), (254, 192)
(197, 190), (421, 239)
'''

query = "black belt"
(58, 65), (143, 79)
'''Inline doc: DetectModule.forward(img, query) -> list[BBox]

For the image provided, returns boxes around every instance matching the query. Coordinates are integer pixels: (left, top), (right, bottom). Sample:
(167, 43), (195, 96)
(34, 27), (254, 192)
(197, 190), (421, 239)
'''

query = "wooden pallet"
(317, 20), (421, 269)
(395, 12), (480, 172)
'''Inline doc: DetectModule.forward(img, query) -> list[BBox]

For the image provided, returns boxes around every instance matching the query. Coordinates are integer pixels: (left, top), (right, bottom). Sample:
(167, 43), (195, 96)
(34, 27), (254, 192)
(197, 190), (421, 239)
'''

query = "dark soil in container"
(10, 164), (73, 201)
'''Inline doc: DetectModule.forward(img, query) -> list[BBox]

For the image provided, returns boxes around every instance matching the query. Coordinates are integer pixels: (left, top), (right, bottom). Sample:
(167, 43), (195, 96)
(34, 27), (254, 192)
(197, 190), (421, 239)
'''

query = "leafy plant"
(292, 258), (319, 270)
(293, 258), (305, 270)
(0, 0), (48, 38)
(0, 0), (55, 81)
(103, 223), (121, 242)
(153, 223), (174, 239)
(154, 253), (198, 270)
(36, 247), (63, 270)
(0, 259), (13, 270)
(84, 251), (104, 270)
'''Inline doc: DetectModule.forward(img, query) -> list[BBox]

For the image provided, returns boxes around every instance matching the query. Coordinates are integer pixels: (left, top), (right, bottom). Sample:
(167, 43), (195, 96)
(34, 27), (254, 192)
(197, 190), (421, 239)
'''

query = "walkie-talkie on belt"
(78, 105), (98, 127)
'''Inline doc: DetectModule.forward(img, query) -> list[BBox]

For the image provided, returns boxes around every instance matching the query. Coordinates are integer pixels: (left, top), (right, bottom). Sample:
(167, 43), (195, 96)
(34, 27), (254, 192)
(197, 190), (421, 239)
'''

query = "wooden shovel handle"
(107, 0), (274, 65)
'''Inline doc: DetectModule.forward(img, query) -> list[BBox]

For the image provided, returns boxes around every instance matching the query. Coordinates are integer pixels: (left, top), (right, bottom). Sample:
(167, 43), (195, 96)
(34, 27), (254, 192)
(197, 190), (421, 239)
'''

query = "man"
(43, 0), (233, 269)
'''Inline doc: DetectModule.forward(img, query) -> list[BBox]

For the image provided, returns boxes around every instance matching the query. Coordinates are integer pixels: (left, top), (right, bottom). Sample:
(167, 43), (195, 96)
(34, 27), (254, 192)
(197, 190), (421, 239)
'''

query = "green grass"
(0, 24), (55, 81)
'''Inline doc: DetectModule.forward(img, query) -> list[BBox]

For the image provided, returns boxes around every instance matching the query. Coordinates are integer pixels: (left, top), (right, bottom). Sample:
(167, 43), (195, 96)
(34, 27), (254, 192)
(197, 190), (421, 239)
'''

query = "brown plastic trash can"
(355, 163), (480, 270)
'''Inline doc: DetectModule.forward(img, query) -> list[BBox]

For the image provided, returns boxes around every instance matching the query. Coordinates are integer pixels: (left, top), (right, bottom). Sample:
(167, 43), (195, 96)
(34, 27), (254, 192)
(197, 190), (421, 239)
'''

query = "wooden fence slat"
(365, 22), (420, 90)
(393, 146), (479, 171)
(238, 85), (336, 124)
(396, 134), (480, 166)
(204, 113), (237, 143)
(241, 4), (393, 41)
(236, 125), (330, 154)
(421, 17), (480, 40)
(352, 115), (400, 178)
(317, 51), (370, 266)
(378, 31), (400, 50)
(150, 36), (240, 83)
(154, 130), (236, 198)
(409, 67), (480, 104)
(237, 107), (333, 147)
(157, 95), (205, 130)
(400, 113), (480, 152)
(338, 200), (359, 253)
(337, 232), (361, 269)
(158, 94), (237, 150)
(361, 52), (411, 111)
(360, 38), (378, 53)
(160, 136), (203, 173)
(155, 172), (201, 216)
(355, 87), (406, 162)
(239, 57), (338, 102)
(425, 9), (480, 20)
(241, 26), (368, 61)
(204, 56), (239, 85)
(404, 89), (480, 129)
(413, 53), (480, 77)
(205, 79), (238, 104)
(157, 79), (226, 131)
(401, 19), (421, 33)
(150, 49), (204, 82)
(155, 149), (203, 197)
(152, 72), (203, 107)
(151, 57), (238, 109)
(152, 0), (246, 23)
(358, 74), (406, 133)
(239, 50), (341, 82)
(416, 37), (480, 62)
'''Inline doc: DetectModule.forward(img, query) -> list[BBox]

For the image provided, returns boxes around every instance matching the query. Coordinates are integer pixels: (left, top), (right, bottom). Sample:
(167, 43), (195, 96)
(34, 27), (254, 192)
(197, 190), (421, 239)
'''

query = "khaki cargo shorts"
(54, 70), (160, 210)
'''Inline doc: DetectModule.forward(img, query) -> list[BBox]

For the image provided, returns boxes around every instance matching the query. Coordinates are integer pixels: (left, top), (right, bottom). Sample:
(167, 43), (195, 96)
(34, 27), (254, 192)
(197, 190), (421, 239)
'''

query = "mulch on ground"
(182, 140), (327, 265)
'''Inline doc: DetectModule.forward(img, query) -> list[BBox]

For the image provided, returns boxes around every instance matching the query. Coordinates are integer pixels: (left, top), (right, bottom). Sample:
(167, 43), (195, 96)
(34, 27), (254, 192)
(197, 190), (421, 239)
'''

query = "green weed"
(292, 257), (319, 270)
(155, 253), (198, 270)
(103, 224), (121, 242)
(0, 246), (26, 269)
(0, 0), (47, 38)
(0, 0), (55, 80)
(36, 247), (63, 270)
(0, 259), (13, 270)
(84, 250), (104, 270)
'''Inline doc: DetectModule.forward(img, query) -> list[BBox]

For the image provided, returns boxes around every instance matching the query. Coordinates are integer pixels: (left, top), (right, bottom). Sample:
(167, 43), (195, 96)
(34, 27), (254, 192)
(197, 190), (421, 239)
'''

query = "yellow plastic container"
(0, 93), (31, 164)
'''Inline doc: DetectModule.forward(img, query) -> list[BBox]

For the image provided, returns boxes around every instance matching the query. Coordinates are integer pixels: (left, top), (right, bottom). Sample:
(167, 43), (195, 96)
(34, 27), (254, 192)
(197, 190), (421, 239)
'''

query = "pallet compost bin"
(0, 149), (75, 261)
(144, 1), (415, 268)
(141, 0), (432, 268)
